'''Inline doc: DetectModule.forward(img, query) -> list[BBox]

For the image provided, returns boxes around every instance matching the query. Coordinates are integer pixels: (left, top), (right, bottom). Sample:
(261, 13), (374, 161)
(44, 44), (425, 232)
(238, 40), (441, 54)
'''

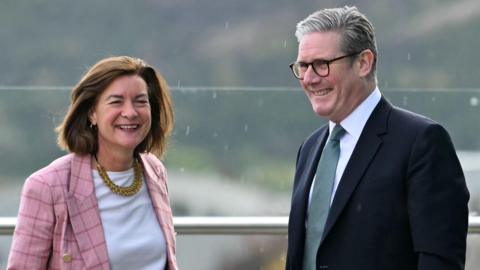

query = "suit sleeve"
(7, 176), (54, 270)
(406, 123), (469, 270)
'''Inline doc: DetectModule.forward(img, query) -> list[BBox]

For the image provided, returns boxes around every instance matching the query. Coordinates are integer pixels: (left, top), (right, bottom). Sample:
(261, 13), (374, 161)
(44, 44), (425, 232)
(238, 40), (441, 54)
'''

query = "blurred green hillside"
(1, 88), (479, 192)
(1, 0), (480, 88)
(1, 0), (480, 188)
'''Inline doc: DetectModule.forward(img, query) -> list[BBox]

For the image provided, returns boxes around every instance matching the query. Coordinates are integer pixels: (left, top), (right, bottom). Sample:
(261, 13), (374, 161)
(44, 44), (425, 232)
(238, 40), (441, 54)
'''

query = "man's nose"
(302, 65), (322, 83)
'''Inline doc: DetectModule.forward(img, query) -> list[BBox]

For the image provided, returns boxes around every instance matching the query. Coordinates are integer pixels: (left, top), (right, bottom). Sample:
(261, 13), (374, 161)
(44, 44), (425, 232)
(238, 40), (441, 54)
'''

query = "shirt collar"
(328, 87), (381, 140)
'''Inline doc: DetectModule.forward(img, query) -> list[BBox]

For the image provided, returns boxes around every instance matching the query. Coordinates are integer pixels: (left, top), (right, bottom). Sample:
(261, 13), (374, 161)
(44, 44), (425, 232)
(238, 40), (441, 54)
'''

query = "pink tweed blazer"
(7, 153), (178, 270)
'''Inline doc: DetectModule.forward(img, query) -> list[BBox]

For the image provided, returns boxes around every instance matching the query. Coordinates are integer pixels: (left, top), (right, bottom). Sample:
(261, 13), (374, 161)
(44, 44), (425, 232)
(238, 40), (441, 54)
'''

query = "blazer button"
(63, 253), (72, 263)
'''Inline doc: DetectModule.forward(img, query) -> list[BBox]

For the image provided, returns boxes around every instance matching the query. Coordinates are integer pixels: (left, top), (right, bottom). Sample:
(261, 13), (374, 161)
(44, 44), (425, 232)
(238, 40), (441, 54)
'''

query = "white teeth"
(119, 125), (138, 130)
(311, 88), (331, 96)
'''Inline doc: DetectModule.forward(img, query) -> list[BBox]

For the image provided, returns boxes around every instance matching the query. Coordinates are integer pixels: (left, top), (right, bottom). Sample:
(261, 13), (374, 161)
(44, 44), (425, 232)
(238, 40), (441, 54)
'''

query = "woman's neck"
(94, 149), (135, 172)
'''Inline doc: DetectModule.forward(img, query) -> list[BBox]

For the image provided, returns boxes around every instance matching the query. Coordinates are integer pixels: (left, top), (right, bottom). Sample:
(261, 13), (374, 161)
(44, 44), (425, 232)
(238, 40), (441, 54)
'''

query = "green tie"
(303, 125), (346, 270)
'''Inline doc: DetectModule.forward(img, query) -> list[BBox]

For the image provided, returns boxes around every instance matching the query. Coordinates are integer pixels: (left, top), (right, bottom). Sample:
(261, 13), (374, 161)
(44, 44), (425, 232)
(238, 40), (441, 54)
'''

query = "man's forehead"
(297, 31), (341, 59)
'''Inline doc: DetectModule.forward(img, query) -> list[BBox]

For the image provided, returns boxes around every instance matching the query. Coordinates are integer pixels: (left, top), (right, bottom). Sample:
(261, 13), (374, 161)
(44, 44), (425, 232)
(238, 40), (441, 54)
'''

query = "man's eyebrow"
(297, 58), (329, 63)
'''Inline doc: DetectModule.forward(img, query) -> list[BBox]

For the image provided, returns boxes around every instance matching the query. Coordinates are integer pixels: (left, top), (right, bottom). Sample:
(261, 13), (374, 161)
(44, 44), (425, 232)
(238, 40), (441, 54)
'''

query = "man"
(285, 6), (469, 270)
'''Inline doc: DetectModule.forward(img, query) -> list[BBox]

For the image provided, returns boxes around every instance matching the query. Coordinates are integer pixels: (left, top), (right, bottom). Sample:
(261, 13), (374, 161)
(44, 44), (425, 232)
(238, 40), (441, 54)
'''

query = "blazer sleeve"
(406, 123), (469, 270)
(7, 175), (55, 269)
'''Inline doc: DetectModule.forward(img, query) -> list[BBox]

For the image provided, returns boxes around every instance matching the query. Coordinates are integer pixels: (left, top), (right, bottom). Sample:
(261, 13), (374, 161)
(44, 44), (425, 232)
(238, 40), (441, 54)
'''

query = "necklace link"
(95, 157), (143, 196)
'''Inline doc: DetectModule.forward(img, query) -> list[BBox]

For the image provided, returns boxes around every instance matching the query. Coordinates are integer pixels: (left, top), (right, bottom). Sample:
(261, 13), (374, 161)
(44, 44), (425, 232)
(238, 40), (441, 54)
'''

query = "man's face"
(297, 31), (367, 123)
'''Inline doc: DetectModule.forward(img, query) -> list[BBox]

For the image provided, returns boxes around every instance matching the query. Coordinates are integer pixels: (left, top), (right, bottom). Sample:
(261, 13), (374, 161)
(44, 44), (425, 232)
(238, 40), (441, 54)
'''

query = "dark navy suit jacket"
(286, 97), (469, 270)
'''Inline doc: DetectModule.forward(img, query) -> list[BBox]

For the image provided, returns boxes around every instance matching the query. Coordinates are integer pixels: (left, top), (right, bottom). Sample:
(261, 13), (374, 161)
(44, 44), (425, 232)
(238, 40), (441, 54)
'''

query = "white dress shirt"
(308, 87), (382, 207)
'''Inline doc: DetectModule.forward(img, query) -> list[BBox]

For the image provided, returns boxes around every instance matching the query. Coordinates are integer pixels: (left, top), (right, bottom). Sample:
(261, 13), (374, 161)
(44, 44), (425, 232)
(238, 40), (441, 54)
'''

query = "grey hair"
(295, 6), (377, 81)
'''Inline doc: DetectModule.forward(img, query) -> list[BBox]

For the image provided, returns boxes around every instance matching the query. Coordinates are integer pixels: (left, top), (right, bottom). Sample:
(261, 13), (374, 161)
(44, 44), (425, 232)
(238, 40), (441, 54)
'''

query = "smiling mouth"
(309, 88), (333, 96)
(117, 124), (140, 130)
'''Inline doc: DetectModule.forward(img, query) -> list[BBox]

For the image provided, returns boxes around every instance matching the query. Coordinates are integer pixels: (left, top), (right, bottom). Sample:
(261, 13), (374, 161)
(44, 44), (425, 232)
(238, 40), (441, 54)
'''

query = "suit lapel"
(66, 154), (109, 269)
(298, 128), (329, 212)
(321, 98), (391, 242)
(289, 127), (329, 269)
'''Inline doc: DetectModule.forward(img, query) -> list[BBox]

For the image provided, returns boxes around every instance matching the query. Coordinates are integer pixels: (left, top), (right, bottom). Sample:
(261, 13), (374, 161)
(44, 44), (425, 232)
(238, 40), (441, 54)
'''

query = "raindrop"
(470, 96), (479, 107)
(402, 96), (408, 106)
(185, 125), (190, 136)
(177, 80), (181, 88)
(259, 247), (265, 253)
(225, 21), (229, 30)
(431, 96), (436, 102)
(180, 167), (185, 173)
(224, 145), (229, 151)
(213, 132), (219, 138)
(212, 92), (217, 99)
(407, 53), (411, 61)
(283, 40), (287, 49)
(244, 124), (249, 132)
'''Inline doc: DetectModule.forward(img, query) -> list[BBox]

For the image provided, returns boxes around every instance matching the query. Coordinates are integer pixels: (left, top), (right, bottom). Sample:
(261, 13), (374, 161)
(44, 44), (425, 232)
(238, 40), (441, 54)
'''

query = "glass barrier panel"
(0, 88), (479, 217)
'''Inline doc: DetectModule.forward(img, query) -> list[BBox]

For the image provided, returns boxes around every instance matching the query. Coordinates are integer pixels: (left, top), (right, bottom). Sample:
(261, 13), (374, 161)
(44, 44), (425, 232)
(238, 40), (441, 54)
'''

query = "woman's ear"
(357, 49), (374, 78)
(89, 110), (97, 126)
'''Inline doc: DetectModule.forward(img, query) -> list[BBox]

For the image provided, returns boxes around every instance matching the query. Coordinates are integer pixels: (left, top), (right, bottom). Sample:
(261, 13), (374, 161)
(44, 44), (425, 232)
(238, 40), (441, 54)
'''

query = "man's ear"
(357, 49), (374, 78)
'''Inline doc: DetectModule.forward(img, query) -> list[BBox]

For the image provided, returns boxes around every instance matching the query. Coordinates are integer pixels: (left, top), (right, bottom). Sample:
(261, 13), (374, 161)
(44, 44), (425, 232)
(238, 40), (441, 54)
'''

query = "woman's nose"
(121, 102), (138, 118)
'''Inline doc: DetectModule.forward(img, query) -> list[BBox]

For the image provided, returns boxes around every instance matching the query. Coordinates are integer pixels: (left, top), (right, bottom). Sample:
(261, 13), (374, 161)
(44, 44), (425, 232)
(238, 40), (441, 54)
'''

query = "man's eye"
(313, 61), (328, 68)
(313, 60), (327, 65)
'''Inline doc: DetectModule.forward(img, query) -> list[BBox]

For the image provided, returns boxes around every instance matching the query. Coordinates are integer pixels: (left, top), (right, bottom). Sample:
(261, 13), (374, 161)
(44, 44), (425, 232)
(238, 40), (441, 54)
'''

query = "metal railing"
(2, 216), (480, 235)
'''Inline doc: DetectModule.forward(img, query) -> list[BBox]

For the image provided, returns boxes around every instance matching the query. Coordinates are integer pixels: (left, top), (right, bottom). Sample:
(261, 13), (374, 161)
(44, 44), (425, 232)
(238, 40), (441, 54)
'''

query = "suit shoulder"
(21, 154), (75, 202)
(140, 152), (163, 165)
(140, 152), (167, 174)
(27, 154), (74, 185)
(385, 105), (455, 148)
(389, 105), (442, 129)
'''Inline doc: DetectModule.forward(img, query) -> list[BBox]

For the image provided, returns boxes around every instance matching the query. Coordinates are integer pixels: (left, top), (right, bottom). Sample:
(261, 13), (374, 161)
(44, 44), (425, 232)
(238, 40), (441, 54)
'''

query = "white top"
(309, 87), (382, 207)
(93, 168), (167, 270)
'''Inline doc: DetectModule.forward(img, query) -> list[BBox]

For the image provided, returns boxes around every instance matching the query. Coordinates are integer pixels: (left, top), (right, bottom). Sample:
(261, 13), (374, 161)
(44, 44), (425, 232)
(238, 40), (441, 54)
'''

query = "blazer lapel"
(321, 98), (391, 242)
(66, 154), (109, 269)
(140, 154), (178, 270)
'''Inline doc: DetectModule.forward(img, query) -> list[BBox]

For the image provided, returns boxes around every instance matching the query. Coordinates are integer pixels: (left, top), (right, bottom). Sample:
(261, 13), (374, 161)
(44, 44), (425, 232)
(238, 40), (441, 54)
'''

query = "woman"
(8, 56), (178, 270)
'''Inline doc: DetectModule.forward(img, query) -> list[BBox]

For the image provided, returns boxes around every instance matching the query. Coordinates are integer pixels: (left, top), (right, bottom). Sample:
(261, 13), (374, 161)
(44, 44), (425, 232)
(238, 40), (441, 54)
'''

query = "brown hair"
(56, 56), (174, 158)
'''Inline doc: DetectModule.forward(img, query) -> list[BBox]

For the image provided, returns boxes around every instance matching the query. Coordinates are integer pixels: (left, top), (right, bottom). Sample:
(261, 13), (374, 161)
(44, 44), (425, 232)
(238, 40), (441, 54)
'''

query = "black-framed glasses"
(289, 51), (361, 80)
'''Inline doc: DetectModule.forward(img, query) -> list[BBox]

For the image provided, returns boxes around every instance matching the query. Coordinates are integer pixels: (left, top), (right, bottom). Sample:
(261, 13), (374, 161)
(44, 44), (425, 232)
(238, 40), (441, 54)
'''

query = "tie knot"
(329, 125), (345, 142)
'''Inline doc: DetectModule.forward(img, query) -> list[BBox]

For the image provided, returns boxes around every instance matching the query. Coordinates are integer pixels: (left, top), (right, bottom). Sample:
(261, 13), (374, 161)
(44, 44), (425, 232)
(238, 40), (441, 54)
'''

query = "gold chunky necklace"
(95, 156), (143, 196)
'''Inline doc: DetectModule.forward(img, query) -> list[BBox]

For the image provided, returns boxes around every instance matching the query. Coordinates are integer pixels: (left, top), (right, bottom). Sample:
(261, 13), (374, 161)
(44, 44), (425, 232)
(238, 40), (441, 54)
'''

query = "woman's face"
(90, 74), (151, 157)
